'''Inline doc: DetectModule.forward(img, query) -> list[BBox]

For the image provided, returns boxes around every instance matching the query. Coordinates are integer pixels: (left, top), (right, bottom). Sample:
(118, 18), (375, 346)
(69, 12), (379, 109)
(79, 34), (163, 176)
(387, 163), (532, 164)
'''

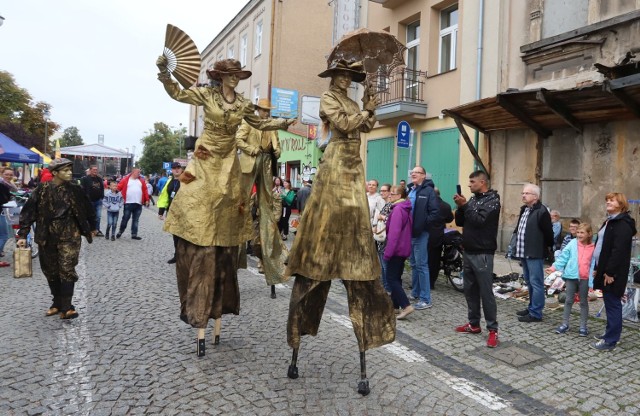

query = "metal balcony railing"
(371, 68), (427, 106)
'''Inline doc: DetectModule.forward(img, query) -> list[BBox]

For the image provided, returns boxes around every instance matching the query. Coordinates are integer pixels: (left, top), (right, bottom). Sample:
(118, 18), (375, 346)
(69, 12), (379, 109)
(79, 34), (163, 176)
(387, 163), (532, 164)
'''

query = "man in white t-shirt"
(116, 168), (150, 240)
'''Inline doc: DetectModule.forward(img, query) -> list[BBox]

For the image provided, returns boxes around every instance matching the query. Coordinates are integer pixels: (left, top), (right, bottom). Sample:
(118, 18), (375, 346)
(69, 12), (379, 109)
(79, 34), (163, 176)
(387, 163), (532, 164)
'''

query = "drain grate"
(485, 345), (545, 367)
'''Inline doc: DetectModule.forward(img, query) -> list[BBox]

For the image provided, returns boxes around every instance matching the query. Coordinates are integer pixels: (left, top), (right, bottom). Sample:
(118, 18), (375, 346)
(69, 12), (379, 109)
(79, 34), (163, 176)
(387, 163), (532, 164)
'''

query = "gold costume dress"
(236, 121), (289, 286)
(285, 85), (396, 352)
(158, 75), (288, 328)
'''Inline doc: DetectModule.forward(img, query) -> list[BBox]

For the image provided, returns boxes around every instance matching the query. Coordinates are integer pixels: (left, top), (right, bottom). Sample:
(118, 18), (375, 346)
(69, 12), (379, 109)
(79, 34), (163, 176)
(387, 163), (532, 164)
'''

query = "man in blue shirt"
(408, 166), (440, 310)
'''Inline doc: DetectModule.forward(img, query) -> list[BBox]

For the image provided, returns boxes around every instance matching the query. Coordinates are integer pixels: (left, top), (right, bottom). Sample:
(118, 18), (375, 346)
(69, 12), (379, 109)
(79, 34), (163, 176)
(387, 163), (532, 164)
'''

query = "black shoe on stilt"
(357, 351), (370, 396)
(197, 338), (205, 357)
(270, 285), (276, 299)
(287, 348), (299, 379)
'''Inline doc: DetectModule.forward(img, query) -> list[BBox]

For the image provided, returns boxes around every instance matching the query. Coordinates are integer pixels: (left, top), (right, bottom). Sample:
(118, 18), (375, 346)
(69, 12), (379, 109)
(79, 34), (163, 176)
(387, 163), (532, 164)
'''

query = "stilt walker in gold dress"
(156, 56), (294, 357)
(236, 99), (289, 299)
(284, 60), (396, 395)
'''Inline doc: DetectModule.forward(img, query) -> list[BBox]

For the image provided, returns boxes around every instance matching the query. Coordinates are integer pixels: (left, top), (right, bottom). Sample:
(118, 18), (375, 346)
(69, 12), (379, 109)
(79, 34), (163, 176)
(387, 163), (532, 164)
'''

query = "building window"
(228, 45), (235, 59)
(253, 86), (260, 104)
(255, 21), (263, 56)
(405, 21), (420, 99)
(240, 34), (248, 67)
(439, 4), (458, 73)
(217, 53), (223, 62)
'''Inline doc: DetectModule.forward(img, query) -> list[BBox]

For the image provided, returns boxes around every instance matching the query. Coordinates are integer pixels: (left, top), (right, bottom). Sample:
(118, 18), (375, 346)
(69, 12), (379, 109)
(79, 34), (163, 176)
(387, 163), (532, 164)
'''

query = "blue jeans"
(107, 211), (120, 234)
(522, 258), (545, 319)
(602, 291), (622, 345)
(378, 251), (390, 292)
(91, 200), (103, 232)
(119, 203), (142, 236)
(409, 231), (431, 304)
(0, 213), (8, 254)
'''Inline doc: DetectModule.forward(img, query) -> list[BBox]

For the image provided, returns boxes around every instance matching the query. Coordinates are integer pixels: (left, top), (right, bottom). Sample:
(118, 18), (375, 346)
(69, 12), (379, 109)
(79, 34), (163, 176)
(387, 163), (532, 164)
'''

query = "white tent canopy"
(60, 143), (130, 158)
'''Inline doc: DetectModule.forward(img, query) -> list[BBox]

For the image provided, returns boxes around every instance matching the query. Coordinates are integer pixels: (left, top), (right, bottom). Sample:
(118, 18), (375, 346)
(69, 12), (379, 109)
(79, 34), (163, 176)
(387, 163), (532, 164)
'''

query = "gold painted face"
(221, 73), (239, 89)
(55, 166), (73, 182)
(332, 71), (352, 90)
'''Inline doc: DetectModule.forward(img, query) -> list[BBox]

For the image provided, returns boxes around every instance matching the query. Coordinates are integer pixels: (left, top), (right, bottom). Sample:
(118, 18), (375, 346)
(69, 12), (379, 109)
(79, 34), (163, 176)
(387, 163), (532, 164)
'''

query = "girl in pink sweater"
(546, 223), (595, 336)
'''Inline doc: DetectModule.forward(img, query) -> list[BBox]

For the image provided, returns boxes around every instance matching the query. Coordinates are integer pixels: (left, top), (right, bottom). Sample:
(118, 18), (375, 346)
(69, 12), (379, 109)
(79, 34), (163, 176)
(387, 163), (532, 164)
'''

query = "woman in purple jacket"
(384, 185), (414, 320)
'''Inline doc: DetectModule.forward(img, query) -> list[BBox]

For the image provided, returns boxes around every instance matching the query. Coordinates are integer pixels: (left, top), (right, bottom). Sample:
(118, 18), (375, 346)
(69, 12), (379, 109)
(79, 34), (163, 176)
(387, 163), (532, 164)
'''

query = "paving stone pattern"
(1, 208), (639, 415)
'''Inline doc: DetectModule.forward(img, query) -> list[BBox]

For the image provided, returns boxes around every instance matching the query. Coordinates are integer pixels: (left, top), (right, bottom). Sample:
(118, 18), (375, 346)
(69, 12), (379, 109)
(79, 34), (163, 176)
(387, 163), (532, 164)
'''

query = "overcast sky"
(1, 0), (247, 156)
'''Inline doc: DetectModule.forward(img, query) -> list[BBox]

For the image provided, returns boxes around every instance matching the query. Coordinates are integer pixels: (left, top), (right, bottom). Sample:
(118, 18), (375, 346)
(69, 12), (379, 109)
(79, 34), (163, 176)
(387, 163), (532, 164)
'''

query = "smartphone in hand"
(456, 184), (462, 195)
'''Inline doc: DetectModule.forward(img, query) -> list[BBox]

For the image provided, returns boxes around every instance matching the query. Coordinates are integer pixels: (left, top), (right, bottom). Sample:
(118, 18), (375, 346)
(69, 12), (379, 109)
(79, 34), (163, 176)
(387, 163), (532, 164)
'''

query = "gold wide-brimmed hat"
(318, 59), (366, 83)
(206, 59), (252, 81)
(49, 158), (73, 172)
(255, 98), (275, 110)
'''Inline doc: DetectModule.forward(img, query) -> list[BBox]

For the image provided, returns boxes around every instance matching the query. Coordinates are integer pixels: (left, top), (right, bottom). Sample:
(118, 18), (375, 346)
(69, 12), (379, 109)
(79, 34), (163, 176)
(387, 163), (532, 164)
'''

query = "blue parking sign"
(397, 121), (410, 148)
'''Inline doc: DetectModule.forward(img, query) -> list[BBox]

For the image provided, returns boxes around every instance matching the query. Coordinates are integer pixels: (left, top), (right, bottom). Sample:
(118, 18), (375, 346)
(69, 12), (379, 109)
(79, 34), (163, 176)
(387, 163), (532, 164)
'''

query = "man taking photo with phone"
(453, 170), (501, 348)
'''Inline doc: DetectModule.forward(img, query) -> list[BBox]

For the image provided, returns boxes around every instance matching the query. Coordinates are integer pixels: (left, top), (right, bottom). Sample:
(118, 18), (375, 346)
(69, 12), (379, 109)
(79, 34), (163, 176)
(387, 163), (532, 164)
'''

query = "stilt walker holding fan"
(156, 24), (295, 357)
(284, 29), (407, 396)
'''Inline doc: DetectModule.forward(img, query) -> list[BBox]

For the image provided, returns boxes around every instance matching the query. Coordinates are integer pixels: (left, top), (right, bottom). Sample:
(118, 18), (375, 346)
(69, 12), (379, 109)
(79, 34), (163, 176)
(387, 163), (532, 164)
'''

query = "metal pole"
(44, 121), (48, 155)
(407, 129), (415, 181)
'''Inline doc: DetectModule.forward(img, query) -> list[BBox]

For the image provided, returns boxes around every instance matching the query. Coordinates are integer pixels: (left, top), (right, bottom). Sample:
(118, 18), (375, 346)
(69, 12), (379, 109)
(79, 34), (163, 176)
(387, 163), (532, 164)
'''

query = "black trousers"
(428, 243), (442, 289)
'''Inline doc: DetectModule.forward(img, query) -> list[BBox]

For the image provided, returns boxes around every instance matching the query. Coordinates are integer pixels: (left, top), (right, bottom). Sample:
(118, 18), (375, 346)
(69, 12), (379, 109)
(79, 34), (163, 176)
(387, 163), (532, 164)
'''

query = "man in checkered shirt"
(512, 183), (554, 323)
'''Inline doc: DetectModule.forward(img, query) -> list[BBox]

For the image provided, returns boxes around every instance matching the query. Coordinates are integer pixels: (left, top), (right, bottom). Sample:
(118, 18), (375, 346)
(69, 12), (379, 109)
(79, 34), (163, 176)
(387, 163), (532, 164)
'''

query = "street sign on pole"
(162, 162), (171, 170)
(397, 121), (410, 148)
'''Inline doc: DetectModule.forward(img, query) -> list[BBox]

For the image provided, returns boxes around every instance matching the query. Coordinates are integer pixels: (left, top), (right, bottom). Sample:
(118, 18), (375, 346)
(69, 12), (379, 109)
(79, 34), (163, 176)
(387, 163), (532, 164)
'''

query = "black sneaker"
(132, 236), (142, 240)
(518, 314), (542, 323)
(104, 234), (109, 240)
(116, 233), (122, 239)
(167, 257), (176, 264)
(516, 309), (529, 317)
(111, 235), (115, 241)
(96, 231), (104, 237)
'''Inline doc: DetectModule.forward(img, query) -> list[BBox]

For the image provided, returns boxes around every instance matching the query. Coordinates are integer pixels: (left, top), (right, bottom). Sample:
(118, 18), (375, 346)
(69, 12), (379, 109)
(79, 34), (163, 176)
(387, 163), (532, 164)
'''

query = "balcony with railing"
(371, 67), (428, 123)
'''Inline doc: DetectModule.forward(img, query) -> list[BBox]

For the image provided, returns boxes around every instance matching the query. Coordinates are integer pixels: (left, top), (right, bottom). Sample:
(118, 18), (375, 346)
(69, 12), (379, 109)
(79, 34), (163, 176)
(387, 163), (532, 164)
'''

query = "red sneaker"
(0, 261), (10, 268)
(455, 323), (481, 334)
(487, 330), (499, 348)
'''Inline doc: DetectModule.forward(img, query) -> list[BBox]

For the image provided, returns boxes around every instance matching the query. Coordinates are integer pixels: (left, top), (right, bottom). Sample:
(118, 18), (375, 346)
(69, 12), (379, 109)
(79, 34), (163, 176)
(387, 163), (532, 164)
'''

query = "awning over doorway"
(442, 73), (640, 172)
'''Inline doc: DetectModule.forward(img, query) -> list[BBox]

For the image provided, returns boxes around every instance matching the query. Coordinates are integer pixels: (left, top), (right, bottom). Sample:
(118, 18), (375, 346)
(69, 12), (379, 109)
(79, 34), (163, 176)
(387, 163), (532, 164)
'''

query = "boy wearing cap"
(18, 158), (96, 319)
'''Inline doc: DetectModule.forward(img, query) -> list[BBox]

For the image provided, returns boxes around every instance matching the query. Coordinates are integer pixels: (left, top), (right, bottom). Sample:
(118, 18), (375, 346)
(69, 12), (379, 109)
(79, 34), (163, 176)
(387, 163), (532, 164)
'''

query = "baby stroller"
(442, 229), (464, 292)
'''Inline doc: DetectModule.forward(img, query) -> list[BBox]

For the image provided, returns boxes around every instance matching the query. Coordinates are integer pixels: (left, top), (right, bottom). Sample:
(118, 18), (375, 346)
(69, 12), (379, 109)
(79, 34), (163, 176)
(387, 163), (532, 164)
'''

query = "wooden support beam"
(451, 116), (489, 175)
(535, 90), (583, 134)
(497, 95), (552, 138)
(441, 110), (490, 136)
(603, 81), (640, 118)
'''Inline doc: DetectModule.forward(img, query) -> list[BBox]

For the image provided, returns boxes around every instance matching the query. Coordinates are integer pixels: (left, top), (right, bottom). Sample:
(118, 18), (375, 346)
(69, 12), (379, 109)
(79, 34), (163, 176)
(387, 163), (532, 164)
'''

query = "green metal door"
(396, 145), (417, 185)
(366, 137), (394, 186)
(420, 128), (459, 204)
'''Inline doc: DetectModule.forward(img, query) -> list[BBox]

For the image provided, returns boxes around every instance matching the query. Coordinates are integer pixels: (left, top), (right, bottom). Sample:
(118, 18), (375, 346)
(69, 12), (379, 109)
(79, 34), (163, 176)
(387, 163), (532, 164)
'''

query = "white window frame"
(240, 34), (248, 67)
(253, 85), (260, 104)
(216, 53), (223, 62)
(228, 45), (235, 59)
(438, 5), (458, 73)
(255, 21), (263, 56)
(405, 21), (420, 99)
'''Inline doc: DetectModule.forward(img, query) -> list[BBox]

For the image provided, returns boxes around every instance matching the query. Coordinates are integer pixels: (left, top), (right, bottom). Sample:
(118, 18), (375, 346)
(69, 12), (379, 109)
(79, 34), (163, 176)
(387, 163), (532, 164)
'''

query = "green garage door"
(396, 146), (417, 185)
(366, 137), (394, 186)
(420, 128), (459, 204)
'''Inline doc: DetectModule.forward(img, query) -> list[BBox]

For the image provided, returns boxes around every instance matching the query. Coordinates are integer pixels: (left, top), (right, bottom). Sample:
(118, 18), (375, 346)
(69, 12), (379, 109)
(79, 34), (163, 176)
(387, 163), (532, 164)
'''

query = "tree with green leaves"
(137, 122), (186, 175)
(0, 70), (59, 154)
(60, 126), (84, 147)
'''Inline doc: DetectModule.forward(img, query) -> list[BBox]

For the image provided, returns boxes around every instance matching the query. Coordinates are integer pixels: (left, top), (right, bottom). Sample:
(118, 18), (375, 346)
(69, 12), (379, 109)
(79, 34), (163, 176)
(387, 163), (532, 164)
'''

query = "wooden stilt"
(213, 318), (221, 345)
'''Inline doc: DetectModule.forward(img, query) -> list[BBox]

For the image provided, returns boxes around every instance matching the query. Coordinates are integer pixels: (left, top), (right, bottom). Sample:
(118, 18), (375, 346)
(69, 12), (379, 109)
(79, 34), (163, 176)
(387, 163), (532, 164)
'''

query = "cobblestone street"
(1, 208), (639, 415)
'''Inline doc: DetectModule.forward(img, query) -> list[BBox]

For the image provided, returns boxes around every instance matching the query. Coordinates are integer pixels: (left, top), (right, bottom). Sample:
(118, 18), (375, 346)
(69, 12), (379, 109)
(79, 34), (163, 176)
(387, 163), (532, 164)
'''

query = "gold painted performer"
(156, 56), (295, 357)
(236, 98), (288, 299)
(284, 60), (396, 396)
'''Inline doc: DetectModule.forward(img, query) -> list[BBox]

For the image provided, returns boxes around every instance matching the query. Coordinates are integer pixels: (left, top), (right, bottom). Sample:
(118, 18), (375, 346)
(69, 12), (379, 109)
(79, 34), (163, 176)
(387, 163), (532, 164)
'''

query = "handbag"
(373, 219), (386, 243)
(13, 247), (33, 278)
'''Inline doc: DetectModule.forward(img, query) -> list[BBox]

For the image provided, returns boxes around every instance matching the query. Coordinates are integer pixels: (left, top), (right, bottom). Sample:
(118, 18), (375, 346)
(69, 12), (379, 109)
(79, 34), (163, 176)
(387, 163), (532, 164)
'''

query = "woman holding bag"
(384, 185), (414, 320)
